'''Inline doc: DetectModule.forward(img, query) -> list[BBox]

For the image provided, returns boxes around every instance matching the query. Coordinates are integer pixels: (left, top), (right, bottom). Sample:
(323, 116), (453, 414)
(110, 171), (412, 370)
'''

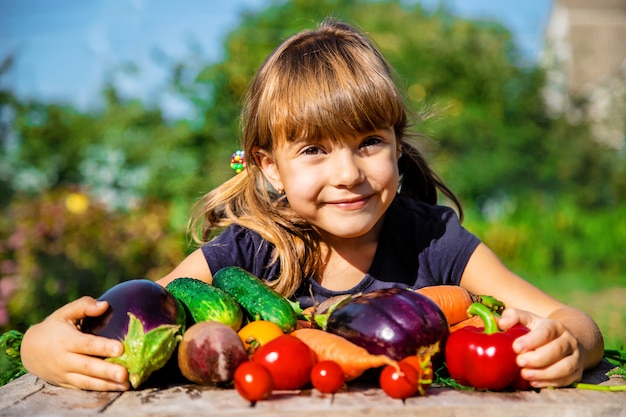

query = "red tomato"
(233, 361), (273, 404)
(379, 362), (419, 400)
(310, 361), (345, 394)
(252, 334), (316, 390)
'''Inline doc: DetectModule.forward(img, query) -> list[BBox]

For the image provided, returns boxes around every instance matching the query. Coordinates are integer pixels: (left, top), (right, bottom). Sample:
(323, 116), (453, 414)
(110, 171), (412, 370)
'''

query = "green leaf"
(106, 313), (182, 389)
(604, 348), (626, 378)
(0, 330), (27, 386)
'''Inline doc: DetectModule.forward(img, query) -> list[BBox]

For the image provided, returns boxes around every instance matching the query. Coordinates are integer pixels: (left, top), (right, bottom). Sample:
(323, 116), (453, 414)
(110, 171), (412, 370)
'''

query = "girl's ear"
(254, 149), (284, 193)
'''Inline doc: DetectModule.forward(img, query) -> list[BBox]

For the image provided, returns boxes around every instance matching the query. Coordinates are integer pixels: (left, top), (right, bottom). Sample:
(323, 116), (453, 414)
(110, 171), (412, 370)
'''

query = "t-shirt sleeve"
(420, 206), (481, 287)
(200, 225), (280, 280)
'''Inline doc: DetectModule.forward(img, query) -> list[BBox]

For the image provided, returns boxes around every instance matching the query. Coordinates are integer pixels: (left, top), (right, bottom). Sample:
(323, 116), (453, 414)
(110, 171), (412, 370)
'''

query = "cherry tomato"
(379, 362), (419, 400)
(310, 360), (345, 394)
(233, 361), (273, 404)
(252, 334), (316, 390)
(237, 320), (283, 354)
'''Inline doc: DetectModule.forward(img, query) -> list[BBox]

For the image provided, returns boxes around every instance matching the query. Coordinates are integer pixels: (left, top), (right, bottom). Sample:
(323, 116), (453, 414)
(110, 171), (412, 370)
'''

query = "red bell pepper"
(445, 302), (530, 391)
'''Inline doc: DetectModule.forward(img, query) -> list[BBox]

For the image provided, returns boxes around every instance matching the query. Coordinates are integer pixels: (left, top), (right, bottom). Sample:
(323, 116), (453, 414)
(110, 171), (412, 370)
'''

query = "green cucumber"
(165, 277), (243, 331)
(211, 266), (297, 332)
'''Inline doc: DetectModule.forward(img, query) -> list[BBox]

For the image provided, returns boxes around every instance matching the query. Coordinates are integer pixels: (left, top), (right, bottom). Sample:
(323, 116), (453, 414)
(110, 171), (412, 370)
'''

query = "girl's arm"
(21, 248), (212, 391)
(460, 243), (605, 388)
(156, 248), (213, 287)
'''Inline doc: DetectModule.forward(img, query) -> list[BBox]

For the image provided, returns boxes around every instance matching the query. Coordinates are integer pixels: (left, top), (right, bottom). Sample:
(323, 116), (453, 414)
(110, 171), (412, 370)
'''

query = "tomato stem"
(466, 302), (500, 335)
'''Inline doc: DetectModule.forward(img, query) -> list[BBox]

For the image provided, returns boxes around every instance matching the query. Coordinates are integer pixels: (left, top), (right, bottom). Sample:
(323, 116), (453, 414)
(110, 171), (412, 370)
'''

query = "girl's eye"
(361, 136), (383, 149)
(302, 146), (324, 155)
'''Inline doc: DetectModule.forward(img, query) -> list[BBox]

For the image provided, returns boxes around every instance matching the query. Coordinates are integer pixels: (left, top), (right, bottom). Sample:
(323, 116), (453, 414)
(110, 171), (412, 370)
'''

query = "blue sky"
(1, 0), (554, 115)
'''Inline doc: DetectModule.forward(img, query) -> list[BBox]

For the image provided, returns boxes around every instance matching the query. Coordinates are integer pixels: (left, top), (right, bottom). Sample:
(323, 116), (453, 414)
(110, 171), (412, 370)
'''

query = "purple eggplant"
(325, 288), (449, 363)
(81, 279), (186, 388)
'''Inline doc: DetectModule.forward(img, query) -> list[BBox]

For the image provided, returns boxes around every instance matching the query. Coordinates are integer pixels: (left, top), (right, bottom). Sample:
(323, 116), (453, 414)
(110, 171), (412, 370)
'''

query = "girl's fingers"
(497, 308), (544, 353)
(67, 352), (128, 382)
(74, 332), (124, 359)
(521, 352), (583, 388)
(516, 333), (577, 369)
(61, 370), (130, 392)
(49, 296), (123, 359)
(498, 307), (531, 330)
(54, 296), (109, 323)
(49, 350), (129, 391)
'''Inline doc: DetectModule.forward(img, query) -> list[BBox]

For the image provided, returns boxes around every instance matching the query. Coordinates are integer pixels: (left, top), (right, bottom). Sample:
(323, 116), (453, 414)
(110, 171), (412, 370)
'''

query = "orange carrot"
(449, 315), (483, 332)
(414, 285), (474, 326)
(291, 328), (398, 381)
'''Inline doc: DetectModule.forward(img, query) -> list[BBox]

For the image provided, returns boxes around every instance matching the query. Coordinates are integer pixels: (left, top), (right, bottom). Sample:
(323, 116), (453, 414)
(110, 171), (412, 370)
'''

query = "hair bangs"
(264, 32), (407, 145)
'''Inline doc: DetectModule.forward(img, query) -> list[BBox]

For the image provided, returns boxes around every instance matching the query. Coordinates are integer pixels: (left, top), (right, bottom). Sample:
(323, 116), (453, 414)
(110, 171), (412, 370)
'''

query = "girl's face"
(257, 128), (401, 241)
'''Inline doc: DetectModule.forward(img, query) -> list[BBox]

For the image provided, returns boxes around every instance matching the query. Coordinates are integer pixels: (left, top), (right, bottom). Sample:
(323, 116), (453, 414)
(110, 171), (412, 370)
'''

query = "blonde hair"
(188, 18), (461, 297)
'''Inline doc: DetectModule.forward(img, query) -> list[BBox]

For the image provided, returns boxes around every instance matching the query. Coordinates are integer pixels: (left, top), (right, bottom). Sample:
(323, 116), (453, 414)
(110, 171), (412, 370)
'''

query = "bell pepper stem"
(467, 302), (500, 334)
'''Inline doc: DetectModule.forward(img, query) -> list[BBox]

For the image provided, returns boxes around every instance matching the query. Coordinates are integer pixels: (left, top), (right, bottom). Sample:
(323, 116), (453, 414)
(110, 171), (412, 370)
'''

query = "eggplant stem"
(466, 303), (500, 334)
(313, 313), (328, 329)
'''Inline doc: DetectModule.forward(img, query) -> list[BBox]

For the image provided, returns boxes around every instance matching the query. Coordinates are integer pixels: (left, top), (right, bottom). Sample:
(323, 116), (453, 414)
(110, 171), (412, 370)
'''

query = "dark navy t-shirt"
(201, 194), (481, 309)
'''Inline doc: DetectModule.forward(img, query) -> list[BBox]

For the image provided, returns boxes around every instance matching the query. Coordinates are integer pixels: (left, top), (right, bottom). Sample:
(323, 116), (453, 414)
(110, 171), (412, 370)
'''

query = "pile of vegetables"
(171, 268), (448, 401)
(77, 267), (546, 400)
(75, 267), (454, 400)
(3, 266), (626, 397)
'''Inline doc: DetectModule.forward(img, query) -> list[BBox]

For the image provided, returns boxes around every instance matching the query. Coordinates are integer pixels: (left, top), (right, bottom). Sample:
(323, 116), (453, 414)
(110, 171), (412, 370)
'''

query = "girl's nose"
(330, 151), (364, 188)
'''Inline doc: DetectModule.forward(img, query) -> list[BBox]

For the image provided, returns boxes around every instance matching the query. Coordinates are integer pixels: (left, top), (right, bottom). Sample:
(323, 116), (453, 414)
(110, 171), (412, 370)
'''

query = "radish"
(177, 321), (248, 385)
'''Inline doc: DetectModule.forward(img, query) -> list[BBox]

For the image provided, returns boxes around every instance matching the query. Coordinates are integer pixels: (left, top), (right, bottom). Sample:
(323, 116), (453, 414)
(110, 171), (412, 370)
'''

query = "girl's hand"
(498, 308), (583, 388)
(20, 296), (130, 391)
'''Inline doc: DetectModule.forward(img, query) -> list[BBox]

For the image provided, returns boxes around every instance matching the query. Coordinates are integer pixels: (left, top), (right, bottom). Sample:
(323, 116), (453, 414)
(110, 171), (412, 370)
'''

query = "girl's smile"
(324, 194), (372, 210)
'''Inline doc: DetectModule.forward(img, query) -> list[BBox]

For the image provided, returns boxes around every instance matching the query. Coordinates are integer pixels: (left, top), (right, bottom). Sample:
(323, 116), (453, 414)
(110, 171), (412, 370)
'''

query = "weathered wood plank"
(0, 373), (43, 410)
(0, 360), (623, 417)
(0, 374), (121, 416)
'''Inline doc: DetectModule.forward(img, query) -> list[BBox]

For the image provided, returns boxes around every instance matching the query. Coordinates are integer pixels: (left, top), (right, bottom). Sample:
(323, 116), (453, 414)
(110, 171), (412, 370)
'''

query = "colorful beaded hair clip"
(230, 150), (246, 173)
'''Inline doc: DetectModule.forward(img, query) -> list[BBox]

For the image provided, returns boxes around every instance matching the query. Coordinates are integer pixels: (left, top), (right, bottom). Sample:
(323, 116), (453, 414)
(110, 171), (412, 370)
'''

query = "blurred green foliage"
(0, 330), (26, 385)
(0, 188), (187, 329)
(0, 0), (624, 356)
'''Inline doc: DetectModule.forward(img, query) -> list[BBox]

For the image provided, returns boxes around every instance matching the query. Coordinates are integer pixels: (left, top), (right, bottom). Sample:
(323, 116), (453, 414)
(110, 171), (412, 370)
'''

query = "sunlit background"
(0, 0), (624, 367)
(3, 0), (552, 114)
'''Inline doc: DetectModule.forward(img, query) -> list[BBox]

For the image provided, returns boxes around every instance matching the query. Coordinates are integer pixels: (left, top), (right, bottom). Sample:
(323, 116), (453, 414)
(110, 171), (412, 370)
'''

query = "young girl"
(20, 18), (604, 392)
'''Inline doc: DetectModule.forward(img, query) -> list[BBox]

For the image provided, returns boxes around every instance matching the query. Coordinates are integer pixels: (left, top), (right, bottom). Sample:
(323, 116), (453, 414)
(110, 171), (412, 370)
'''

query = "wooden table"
(1, 359), (624, 417)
